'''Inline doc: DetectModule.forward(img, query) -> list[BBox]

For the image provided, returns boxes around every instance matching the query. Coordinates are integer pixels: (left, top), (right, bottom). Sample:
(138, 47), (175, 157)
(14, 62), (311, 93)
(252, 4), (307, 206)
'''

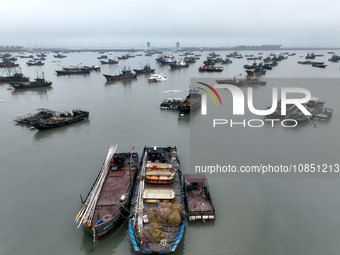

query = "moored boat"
(54, 54), (66, 58)
(159, 57), (176, 65)
(313, 107), (333, 121)
(100, 59), (118, 64)
(0, 69), (29, 83)
(76, 145), (139, 241)
(246, 68), (266, 76)
(178, 88), (201, 113)
(103, 67), (137, 81)
(216, 78), (266, 86)
(285, 97), (325, 123)
(31, 109), (89, 130)
(312, 63), (327, 68)
(265, 100), (297, 118)
(129, 146), (185, 254)
(160, 97), (185, 109)
(26, 60), (44, 66)
(133, 64), (155, 74)
(56, 66), (91, 75)
(10, 73), (52, 89)
(0, 59), (19, 68)
(97, 55), (108, 59)
(169, 60), (189, 69)
(14, 108), (55, 124)
(184, 174), (215, 221)
(148, 73), (167, 82)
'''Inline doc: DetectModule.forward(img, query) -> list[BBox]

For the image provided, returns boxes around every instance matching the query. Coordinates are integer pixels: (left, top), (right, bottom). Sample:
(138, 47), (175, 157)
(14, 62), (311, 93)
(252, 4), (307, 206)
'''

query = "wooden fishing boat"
(129, 146), (185, 254)
(76, 145), (139, 241)
(184, 174), (215, 221)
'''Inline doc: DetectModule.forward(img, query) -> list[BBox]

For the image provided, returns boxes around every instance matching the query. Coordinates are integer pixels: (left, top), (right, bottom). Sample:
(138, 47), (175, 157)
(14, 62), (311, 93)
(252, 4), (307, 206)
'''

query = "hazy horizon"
(2, 0), (340, 49)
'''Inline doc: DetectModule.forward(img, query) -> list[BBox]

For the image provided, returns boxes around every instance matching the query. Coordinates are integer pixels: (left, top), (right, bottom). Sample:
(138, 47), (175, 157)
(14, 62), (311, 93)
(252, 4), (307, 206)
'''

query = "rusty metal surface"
(91, 154), (138, 227)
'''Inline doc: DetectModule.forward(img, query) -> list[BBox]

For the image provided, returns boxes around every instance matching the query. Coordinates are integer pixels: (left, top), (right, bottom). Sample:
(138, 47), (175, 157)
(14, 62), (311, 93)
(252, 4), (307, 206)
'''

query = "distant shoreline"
(1, 47), (339, 53)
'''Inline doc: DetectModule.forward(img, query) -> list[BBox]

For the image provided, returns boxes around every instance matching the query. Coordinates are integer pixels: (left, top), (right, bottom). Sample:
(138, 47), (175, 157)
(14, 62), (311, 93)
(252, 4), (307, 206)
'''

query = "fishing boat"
(14, 108), (55, 124)
(243, 63), (257, 69)
(10, 73), (52, 89)
(305, 53), (316, 59)
(133, 64), (155, 74)
(103, 67), (137, 81)
(76, 145), (139, 241)
(118, 55), (128, 60)
(91, 65), (101, 71)
(129, 146), (185, 254)
(184, 56), (196, 63)
(222, 58), (232, 64)
(0, 69), (29, 82)
(26, 60), (44, 66)
(148, 73), (167, 82)
(97, 55), (108, 59)
(54, 54), (66, 58)
(329, 55), (340, 62)
(312, 63), (327, 68)
(56, 66), (91, 75)
(169, 60), (189, 69)
(298, 61), (324, 65)
(100, 59), (118, 64)
(31, 109), (89, 130)
(285, 97), (325, 123)
(266, 100), (304, 119)
(178, 88), (201, 113)
(0, 59), (19, 68)
(206, 66), (223, 72)
(203, 59), (215, 66)
(216, 78), (266, 86)
(313, 107), (333, 121)
(184, 174), (215, 221)
(263, 64), (272, 70)
(246, 68), (266, 76)
(159, 57), (176, 65)
(199, 65), (223, 72)
(160, 98), (185, 110)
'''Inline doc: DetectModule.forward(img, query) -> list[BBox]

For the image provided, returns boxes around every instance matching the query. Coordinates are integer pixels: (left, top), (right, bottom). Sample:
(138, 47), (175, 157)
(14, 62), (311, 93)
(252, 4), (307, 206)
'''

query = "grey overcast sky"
(2, 0), (340, 48)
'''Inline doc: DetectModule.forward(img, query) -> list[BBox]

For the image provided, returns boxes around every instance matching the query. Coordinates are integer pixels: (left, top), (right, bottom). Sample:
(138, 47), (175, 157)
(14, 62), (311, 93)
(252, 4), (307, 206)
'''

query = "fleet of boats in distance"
(1, 48), (338, 254)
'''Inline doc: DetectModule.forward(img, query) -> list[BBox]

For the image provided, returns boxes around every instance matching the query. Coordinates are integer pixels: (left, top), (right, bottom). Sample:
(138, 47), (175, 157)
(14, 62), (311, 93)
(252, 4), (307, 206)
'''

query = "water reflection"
(33, 119), (90, 141)
(11, 86), (53, 96)
(80, 221), (128, 255)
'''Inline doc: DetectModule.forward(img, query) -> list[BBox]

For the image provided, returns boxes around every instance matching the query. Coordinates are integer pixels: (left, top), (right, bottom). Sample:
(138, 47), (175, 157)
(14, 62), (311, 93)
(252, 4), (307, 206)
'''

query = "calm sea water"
(0, 50), (340, 255)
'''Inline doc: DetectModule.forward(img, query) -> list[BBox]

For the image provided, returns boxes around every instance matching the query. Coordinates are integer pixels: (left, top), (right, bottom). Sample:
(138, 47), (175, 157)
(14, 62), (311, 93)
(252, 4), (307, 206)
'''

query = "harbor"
(0, 48), (340, 255)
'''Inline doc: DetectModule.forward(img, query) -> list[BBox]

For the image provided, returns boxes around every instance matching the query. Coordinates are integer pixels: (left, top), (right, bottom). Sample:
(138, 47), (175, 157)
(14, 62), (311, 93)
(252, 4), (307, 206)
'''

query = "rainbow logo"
(197, 82), (222, 106)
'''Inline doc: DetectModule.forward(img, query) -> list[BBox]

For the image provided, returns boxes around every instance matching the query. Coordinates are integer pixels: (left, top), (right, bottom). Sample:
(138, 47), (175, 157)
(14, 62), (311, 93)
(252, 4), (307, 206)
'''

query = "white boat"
(148, 73), (167, 82)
